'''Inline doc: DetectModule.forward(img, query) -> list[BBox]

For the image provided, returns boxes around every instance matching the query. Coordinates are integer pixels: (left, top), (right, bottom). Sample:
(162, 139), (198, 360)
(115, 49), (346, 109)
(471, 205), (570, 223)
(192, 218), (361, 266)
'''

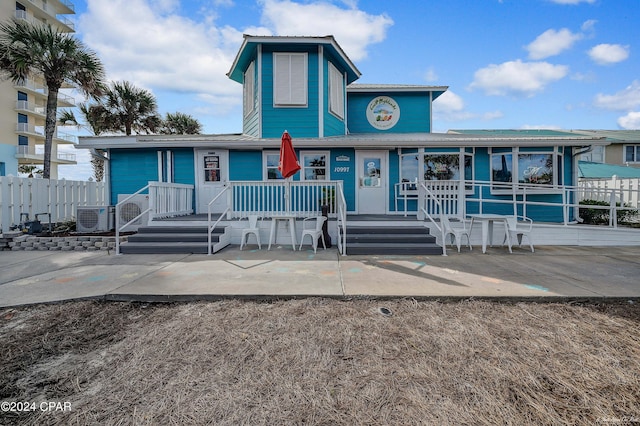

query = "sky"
(58, 0), (640, 180)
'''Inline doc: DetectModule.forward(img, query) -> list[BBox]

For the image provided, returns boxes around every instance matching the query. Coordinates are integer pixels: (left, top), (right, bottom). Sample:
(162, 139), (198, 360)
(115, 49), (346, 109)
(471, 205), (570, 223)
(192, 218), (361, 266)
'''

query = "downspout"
(571, 145), (594, 222)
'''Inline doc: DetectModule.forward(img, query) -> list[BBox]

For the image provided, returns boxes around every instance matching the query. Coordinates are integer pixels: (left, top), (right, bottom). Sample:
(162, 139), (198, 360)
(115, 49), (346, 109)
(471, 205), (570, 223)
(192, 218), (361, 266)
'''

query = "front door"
(356, 150), (388, 214)
(196, 149), (229, 214)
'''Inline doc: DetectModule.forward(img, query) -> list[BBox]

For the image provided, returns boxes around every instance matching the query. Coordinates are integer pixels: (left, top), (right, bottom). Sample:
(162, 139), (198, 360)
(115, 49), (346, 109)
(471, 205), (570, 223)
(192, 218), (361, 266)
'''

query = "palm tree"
(0, 20), (105, 179)
(58, 108), (110, 181)
(104, 81), (161, 135)
(161, 112), (203, 135)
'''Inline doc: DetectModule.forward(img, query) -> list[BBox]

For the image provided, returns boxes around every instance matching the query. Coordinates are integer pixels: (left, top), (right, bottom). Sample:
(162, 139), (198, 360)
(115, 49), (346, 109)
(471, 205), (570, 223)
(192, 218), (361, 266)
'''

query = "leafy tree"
(161, 112), (202, 135)
(0, 20), (105, 178)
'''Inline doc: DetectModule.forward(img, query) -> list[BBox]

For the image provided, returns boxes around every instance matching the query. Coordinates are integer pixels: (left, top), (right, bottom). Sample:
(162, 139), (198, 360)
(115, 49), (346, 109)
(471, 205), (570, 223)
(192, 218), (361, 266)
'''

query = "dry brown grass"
(1, 299), (639, 425)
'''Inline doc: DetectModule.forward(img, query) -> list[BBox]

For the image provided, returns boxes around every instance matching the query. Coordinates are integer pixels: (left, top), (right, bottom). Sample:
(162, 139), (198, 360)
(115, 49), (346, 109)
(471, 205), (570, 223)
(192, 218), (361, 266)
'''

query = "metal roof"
(568, 130), (640, 142)
(227, 35), (361, 84)
(578, 161), (640, 178)
(77, 131), (608, 150)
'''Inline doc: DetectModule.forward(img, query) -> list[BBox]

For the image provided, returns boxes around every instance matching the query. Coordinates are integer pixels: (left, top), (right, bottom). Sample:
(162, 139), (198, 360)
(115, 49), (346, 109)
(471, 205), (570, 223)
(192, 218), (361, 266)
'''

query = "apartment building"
(0, 0), (77, 178)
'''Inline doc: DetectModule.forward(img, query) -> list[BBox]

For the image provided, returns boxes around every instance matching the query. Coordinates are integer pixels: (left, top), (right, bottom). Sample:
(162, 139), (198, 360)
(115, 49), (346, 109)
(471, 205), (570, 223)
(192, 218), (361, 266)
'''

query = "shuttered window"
(328, 62), (344, 119)
(273, 52), (307, 106)
(243, 61), (255, 117)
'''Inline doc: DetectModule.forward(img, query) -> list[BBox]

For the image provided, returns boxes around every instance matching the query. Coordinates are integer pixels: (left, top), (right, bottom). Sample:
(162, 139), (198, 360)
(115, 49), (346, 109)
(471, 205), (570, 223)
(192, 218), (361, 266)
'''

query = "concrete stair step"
(346, 242), (442, 255)
(127, 233), (219, 243)
(119, 241), (214, 254)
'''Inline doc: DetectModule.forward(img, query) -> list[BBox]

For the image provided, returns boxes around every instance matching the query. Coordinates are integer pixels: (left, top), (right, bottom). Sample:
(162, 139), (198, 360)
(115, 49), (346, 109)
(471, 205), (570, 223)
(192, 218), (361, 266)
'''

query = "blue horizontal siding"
(347, 92), (431, 133)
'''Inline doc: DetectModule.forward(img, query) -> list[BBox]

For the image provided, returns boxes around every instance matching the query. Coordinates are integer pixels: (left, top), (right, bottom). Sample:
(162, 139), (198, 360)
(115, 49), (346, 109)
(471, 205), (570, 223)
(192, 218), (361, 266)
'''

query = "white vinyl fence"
(578, 177), (640, 208)
(0, 176), (107, 233)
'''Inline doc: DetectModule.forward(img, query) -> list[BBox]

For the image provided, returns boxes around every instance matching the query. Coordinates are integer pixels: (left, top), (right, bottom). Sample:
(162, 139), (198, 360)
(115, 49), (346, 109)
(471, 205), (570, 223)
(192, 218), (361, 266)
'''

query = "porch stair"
(345, 224), (442, 255)
(119, 225), (230, 254)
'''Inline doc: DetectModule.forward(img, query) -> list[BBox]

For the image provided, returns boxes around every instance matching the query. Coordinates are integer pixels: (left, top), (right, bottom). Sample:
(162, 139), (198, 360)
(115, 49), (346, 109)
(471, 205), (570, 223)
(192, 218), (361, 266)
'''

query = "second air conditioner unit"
(117, 194), (150, 231)
(76, 206), (115, 233)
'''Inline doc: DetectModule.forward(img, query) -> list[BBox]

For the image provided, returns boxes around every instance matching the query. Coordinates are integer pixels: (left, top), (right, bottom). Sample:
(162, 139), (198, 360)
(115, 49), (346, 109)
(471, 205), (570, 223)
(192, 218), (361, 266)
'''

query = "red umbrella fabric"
(278, 131), (301, 179)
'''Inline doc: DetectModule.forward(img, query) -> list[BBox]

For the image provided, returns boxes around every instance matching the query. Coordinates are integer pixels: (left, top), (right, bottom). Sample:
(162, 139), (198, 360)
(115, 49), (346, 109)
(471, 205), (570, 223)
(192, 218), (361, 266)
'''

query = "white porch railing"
(229, 180), (341, 218)
(417, 179), (638, 229)
(205, 180), (346, 255)
(0, 176), (106, 233)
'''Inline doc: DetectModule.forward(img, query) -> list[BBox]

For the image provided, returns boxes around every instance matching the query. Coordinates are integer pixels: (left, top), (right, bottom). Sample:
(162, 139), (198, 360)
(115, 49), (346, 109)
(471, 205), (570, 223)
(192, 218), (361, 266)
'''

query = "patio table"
(268, 214), (298, 251)
(468, 213), (513, 254)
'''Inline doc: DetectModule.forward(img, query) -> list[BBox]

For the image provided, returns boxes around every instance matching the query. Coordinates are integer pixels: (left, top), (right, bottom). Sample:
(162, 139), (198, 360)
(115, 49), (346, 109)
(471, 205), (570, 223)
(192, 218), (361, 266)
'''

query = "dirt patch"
(1, 299), (639, 425)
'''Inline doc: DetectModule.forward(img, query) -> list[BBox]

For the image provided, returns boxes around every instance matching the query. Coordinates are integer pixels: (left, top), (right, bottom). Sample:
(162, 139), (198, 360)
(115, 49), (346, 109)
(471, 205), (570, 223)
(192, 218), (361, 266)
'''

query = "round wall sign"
(366, 96), (400, 130)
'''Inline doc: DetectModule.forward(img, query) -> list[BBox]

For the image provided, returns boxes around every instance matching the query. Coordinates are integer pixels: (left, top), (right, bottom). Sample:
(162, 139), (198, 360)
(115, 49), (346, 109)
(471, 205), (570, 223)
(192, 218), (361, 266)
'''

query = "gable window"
(624, 145), (640, 163)
(301, 152), (328, 180)
(273, 52), (307, 106)
(243, 61), (255, 117)
(328, 62), (344, 119)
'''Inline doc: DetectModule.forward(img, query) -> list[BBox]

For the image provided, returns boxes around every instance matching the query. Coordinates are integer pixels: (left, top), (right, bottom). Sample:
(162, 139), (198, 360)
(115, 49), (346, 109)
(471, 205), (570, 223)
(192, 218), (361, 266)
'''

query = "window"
(243, 61), (255, 117)
(203, 155), (220, 182)
(273, 52), (307, 106)
(18, 135), (28, 146)
(400, 152), (419, 191)
(301, 152), (328, 180)
(624, 145), (640, 163)
(328, 62), (344, 118)
(264, 151), (284, 180)
(490, 147), (562, 191)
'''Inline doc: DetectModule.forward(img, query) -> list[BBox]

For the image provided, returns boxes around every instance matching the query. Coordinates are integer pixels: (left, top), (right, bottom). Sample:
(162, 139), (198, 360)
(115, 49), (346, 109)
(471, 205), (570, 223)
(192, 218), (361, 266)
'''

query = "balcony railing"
(16, 145), (76, 162)
(15, 101), (47, 116)
(15, 80), (76, 105)
(16, 124), (77, 143)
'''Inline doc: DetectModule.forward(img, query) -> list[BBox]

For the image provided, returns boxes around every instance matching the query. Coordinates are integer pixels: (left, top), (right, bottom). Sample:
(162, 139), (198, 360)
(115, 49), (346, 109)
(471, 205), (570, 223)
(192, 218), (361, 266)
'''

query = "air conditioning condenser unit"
(117, 194), (150, 231)
(76, 206), (115, 233)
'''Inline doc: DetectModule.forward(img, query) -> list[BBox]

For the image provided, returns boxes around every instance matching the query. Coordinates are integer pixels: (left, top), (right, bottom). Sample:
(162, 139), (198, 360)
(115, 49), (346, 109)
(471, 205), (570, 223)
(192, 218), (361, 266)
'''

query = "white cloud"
(593, 81), (640, 111)
(618, 112), (640, 129)
(588, 43), (630, 65)
(527, 28), (582, 60)
(434, 90), (464, 113)
(423, 67), (438, 83)
(258, 0), (393, 61)
(432, 90), (502, 122)
(468, 60), (569, 97)
(80, 0), (242, 98)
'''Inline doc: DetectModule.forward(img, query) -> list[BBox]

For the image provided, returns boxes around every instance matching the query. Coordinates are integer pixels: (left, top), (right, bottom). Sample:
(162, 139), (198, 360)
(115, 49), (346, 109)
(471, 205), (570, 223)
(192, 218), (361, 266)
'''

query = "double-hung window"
(264, 151), (284, 180)
(301, 152), (328, 180)
(328, 62), (344, 119)
(273, 52), (307, 106)
(624, 145), (640, 163)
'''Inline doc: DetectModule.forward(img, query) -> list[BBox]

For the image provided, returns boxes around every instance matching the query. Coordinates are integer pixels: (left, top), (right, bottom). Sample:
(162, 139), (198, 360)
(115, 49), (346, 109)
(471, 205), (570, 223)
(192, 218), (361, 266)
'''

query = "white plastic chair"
(503, 215), (534, 252)
(298, 216), (327, 253)
(240, 215), (262, 250)
(441, 214), (472, 252)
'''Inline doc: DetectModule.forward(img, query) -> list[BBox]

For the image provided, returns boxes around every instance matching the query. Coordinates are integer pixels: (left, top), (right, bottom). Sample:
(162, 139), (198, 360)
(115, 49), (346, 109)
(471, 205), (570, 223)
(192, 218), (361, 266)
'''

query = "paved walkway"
(1, 245), (640, 307)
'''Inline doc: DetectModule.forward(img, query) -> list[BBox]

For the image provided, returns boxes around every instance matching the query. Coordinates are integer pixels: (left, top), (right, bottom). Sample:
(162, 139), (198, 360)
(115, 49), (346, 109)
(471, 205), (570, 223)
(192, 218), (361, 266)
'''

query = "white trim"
(157, 151), (163, 182)
(166, 150), (173, 183)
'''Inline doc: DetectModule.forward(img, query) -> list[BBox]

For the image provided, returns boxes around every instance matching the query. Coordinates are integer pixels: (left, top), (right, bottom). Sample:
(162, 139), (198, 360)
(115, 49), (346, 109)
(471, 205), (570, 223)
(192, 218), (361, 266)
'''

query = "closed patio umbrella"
(278, 130), (300, 179)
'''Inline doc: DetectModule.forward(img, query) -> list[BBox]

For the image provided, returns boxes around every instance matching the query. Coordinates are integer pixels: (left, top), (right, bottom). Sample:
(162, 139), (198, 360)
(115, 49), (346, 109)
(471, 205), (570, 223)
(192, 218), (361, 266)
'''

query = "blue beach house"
(77, 35), (620, 254)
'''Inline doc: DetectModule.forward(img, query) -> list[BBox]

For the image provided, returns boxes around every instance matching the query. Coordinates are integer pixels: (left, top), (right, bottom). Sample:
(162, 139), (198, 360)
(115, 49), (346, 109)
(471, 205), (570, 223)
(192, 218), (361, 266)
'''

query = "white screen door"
(196, 150), (228, 214)
(356, 150), (387, 214)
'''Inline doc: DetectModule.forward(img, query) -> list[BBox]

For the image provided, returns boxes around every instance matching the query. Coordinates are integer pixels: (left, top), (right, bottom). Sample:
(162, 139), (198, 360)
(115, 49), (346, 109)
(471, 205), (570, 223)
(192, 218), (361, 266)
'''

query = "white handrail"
(207, 185), (231, 255)
(115, 185), (151, 255)
(336, 181), (347, 255)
